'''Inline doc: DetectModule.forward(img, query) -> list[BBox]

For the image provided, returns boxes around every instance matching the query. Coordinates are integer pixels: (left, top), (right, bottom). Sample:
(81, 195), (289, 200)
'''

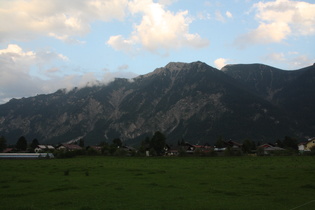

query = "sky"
(0, 0), (314, 104)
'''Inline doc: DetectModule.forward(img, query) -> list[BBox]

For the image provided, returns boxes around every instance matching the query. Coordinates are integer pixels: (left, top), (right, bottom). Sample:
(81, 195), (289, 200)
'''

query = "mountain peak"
(142, 61), (208, 78)
(1, 61), (314, 145)
(165, 61), (207, 70)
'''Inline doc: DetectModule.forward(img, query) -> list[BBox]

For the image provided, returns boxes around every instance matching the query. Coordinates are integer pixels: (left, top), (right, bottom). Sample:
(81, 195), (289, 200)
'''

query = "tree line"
(1, 132), (313, 157)
(0, 136), (40, 152)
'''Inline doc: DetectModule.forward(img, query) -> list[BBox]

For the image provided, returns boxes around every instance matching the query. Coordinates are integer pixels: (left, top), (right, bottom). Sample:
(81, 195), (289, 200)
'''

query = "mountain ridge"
(0, 61), (314, 145)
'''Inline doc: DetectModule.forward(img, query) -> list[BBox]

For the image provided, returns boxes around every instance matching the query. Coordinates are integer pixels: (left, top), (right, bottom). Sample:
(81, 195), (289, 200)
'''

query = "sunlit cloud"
(107, 0), (209, 53)
(214, 58), (229, 69)
(263, 51), (314, 69)
(0, 0), (128, 43)
(234, 0), (315, 48)
(215, 10), (225, 22)
(226, 11), (233, 18)
(0, 44), (136, 104)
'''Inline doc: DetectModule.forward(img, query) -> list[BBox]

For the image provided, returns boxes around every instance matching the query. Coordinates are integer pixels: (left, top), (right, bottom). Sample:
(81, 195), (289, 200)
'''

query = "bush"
(53, 149), (85, 158)
(114, 148), (128, 156)
(178, 147), (187, 157)
(256, 147), (265, 156)
(87, 148), (98, 156)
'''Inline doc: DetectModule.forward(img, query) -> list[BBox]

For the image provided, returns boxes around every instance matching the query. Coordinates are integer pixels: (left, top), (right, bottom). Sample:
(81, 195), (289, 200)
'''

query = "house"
(2, 148), (14, 153)
(165, 145), (179, 156)
(34, 145), (55, 153)
(263, 146), (285, 155)
(56, 144), (82, 151)
(305, 138), (315, 151)
(257, 144), (285, 155)
(223, 140), (242, 150)
(259, 144), (274, 148)
(180, 143), (213, 155)
(298, 142), (307, 153)
(298, 138), (315, 153)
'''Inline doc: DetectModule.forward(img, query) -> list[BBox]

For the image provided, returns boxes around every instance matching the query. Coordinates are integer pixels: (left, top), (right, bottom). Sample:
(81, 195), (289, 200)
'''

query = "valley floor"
(0, 156), (314, 210)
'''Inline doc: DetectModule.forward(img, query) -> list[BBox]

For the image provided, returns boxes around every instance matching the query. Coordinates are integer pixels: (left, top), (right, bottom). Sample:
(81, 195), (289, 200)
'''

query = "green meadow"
(0, 156), (315, 210)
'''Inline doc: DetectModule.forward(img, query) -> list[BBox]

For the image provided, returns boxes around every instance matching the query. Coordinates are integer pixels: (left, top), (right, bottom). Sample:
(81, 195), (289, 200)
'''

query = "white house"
(298, 137), (315, 153)
(34, 145), (55, 153)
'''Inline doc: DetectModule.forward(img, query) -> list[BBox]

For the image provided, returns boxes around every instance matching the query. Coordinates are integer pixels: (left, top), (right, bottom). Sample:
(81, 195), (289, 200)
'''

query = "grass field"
(0, 156), (315, 210)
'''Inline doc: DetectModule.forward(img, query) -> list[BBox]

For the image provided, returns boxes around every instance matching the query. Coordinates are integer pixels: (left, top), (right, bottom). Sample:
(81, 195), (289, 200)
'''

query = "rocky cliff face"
(223, 63), (315, 134)
(0, 61), (314, 145)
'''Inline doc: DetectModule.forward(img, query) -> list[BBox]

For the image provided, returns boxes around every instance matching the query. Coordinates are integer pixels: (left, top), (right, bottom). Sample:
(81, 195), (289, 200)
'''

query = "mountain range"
(1, 61), (314, 145)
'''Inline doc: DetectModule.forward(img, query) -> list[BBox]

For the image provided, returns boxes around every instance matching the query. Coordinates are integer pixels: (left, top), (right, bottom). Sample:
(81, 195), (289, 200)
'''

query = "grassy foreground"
(0, 156), (315, 210)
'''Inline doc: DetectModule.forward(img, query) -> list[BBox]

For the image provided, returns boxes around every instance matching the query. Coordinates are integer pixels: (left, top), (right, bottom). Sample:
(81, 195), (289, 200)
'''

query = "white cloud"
(158, 0), (177, 5)
(107, 0), (209, 53)
(289, 55), (314, 69)
(0, 0), (128, 43)
(226, 11), (233, 18)
(107, 35), (137, 54)
(215, 10), (225, 22)
(263, 52), (286, 62)
(117, 64), (129, 71)
(263, 51), (313, 69)
(214, 58), (229, 69)
(235, 22), (291, 48)
(0, 44), (35, 57)
(235, 0), (315, 48)
(0, 44), (70, 103)
(0, 44), (138, 104)
(0, 0), (208, 52)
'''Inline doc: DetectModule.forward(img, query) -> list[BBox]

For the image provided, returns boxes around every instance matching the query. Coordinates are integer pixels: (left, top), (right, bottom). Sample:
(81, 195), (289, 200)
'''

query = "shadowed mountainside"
(1, 61), (314, 145)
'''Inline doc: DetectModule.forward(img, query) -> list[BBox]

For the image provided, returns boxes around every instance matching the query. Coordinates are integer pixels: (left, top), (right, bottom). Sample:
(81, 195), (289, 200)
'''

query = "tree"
(0, 136), (7, 152)
(215, 136), (225, 148)
(150, 131), (166, 156)
(242, 139), (255, 154)
(113, 138), (122, 147)
(283, 136), (298, 150)
(79, 138), (85, 147)
(139, 137), (150, 155)
(16, 136), (27, 151)
(30, 138), (39, 150)
(275, 139), (284, 148)
(180, 139), (185, 146)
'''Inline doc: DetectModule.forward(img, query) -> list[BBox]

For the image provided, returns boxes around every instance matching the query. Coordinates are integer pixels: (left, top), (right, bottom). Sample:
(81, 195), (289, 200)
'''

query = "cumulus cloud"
(215, 10), (225, 22)
(1, 0), (208, 52)
(0, 0), (128, 43)
(263, 52), (286, 62)
(0, 44), (137, 104)
(234, 0), (315, 48)
(226, 11), (233, 18)
(214, 58), (229, 69)
(117, 64), (129, 71)
(0, 44), (69, 103)
(263, 51), (313, 69)
(107, 35), (137, 54)
(107, 0), (209, 53)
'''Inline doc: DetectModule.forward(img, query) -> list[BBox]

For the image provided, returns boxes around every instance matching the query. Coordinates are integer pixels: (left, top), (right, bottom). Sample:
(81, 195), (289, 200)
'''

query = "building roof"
(36, 145), (55, 150)
(264, 146), (285, 151)
(259, 144), (273, 148)
(2, 148), (14, 153)
(58, 144), (82, 150)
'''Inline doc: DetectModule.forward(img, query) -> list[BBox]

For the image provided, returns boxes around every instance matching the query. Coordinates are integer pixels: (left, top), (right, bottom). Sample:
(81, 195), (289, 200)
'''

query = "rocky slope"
(0, 61), (314, 145)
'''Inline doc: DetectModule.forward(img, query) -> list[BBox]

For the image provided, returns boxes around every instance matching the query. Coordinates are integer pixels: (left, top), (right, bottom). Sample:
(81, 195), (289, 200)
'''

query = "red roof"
(2, 148), (14, 153)
(58, 144), (82, 150)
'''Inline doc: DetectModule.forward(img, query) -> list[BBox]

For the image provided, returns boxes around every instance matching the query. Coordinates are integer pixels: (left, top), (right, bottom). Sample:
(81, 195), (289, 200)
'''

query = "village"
(0, 135), (315, 159)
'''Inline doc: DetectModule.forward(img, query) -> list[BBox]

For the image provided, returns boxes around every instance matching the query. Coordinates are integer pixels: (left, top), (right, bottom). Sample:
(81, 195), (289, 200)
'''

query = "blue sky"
(0, 0), (314, 104)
